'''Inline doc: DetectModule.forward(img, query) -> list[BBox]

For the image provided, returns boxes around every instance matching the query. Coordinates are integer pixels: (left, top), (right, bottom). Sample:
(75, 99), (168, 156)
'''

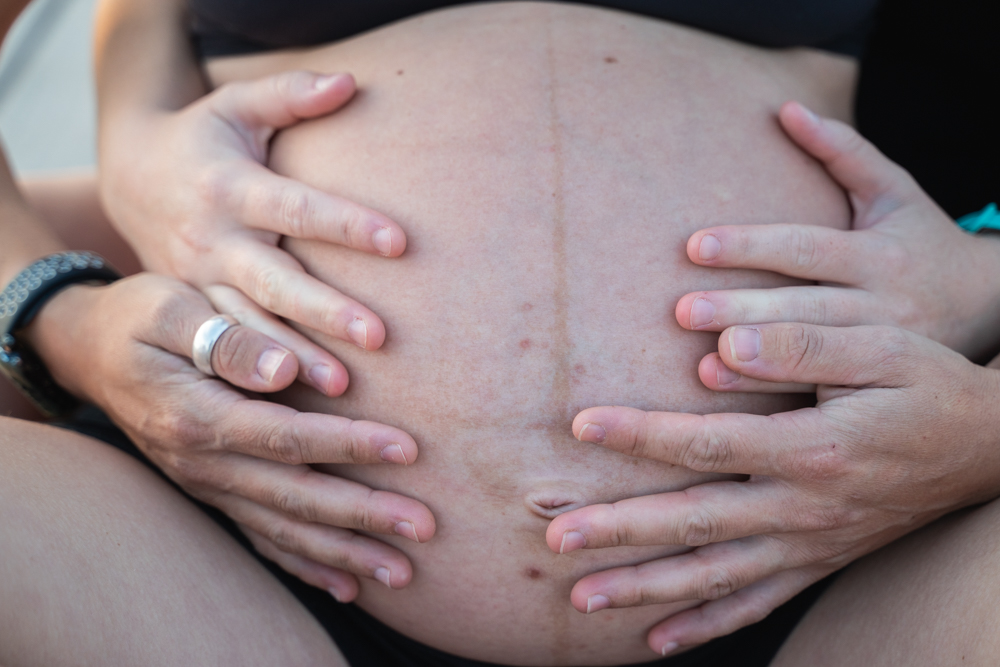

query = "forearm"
(0, 0), (66, 284)
(95, 0), (204, 116)
(94, 0), (207, 251)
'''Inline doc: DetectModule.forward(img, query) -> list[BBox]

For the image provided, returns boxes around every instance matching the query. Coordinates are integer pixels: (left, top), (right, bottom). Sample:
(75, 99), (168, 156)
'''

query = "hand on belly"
(212, 3), (853, 663)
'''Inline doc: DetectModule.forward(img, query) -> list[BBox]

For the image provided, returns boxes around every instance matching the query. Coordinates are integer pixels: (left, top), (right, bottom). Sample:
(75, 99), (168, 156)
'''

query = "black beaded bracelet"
(0, 251), (122, 417)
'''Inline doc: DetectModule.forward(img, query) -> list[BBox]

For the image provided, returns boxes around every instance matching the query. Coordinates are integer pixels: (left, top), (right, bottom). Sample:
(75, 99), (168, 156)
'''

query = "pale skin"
(547, 104), (1000, 657)
(7, 0), (1000, 664)
(92, 0), (435, 593)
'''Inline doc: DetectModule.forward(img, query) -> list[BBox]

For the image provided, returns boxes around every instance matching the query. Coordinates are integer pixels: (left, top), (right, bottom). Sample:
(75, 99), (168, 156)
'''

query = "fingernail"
(586, 594), (611, 614)
(698, 234), (722, 261)
(559, 531), (587, 554)
(395, 521), (420, 543)
(314, 73), (344, 91)
(799, 103), (820, 125)
(257, 348), (289, 382)
(348, 318), (368, 349)
(730, 327), (760, 362)
(380, 443), (409, 465)
(308, 364), (333, 393)
(374, 567), (393, 588)
(660, 642), (679, 657)
(578, 423), (606, 443)
(373, 228), (393, 256)
(716, 362), (741, 386)
(328, 587), (346, 603)
(689, 297), (716, 328)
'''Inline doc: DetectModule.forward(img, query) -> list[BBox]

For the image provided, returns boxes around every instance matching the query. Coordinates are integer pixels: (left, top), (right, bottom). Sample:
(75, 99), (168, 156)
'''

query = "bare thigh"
(0, 417), (344, 667)
(773, 501), (1000, 666)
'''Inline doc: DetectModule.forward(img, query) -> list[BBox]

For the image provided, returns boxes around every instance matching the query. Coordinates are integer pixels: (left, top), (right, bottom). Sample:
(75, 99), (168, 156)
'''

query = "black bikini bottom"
(53, 406), (834, 667)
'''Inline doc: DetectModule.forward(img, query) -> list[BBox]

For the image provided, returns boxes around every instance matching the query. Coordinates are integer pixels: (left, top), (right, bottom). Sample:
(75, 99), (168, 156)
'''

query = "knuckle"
(680, 511), (716, 547)
(338, 205), (368, 245)
(680, 425), (734, 473)
(194, 164), (237, 214)
(167, 452), (212, 487)
(261, 420), (308, 465)
(150, 407), (213, 453)
(269, 482), (313, 521)
(211, 327), (255, 377)
(804, 504), (851, 532)
(781, 325), (824, 374)
(263, 519), (302, 554)
(347, 491), (383, 532)
(788, 227), (822, 272)
(276, 188), (315, 238)
(248, 264), (288, 311)
(341, 420), (372, 463)
(700, 565), (738, 601)
(147, 288), (194, 334)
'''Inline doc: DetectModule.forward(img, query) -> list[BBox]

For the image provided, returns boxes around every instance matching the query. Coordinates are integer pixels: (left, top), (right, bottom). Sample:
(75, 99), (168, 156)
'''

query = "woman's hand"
(99, 69), (404, 352)
(28, 274), (435, 602)
(547, 323), (1000, 656)
(675, 101), (1000, 361)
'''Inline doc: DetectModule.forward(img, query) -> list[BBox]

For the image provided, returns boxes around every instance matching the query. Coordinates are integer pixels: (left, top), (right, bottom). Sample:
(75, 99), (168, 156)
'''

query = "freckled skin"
(209, 3), (854, 665)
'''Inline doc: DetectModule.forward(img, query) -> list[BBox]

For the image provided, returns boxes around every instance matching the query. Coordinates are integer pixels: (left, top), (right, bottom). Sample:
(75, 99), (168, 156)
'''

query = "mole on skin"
(525, 567), (543, 580)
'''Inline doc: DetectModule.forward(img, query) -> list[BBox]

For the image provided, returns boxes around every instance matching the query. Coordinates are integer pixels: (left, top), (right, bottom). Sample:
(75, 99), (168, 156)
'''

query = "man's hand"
(29, 275), (435, 601)
(100, 70), (404, 367)
(548, 323), (1000, 656)
(675, 101), (1000, 361)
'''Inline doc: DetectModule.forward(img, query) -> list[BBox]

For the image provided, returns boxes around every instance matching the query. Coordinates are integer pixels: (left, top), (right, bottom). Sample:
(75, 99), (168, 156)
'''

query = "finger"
(717, 323), (918, 387)
(571, 406), (820, 476)
(204, 284), (349, 396)
(240, 523), (360, 602)
(136, 279), (299, 391)
(647, 567), (824, 657)
(215, 399), (420, 467)
(223, 239), (386, 349)
(779, 101), (916, 227)
(685, 224), (868, 283)
(676, 286), (878, 331)
(222, 457), (436, 542)
(697, 353), (814, 394)
(216, 494), (414, 589)
(234, 163), (406, 257)
(209, 70), (357, 141)
(569, 537), (790, 614)
(547, 480), (796, 552)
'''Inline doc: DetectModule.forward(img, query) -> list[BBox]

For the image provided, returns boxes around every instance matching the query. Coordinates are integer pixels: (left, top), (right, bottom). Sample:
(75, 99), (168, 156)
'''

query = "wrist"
(24, 283), (104, 402)
(1, 253), (122, 414)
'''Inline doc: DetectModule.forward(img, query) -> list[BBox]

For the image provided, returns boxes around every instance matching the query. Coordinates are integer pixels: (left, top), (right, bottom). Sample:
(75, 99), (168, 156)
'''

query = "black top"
(190, 0), (879, 58)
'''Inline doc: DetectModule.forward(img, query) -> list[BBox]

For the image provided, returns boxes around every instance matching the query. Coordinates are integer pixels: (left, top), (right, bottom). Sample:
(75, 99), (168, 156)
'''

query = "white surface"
(0, 0), (99, 175)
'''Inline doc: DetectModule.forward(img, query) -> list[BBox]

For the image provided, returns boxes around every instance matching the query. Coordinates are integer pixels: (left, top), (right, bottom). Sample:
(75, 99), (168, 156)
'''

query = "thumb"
(778, 101), (918, 229)
(207, 70), (357, 142)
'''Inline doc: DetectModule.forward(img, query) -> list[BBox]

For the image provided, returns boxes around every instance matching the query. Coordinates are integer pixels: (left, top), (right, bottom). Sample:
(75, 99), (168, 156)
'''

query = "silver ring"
(191, 315), (238, 376)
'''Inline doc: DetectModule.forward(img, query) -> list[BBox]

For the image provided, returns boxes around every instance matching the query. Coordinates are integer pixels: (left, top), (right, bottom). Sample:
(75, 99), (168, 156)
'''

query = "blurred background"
(0, 0), (96, 175)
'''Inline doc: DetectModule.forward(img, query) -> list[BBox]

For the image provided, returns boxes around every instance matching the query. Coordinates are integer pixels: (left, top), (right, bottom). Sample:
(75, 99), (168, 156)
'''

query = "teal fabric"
(957, 203), (1000, 233)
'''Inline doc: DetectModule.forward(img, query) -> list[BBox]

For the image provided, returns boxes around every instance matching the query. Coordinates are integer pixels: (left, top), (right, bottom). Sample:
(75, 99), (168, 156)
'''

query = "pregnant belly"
(206, 3), (854, 664)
